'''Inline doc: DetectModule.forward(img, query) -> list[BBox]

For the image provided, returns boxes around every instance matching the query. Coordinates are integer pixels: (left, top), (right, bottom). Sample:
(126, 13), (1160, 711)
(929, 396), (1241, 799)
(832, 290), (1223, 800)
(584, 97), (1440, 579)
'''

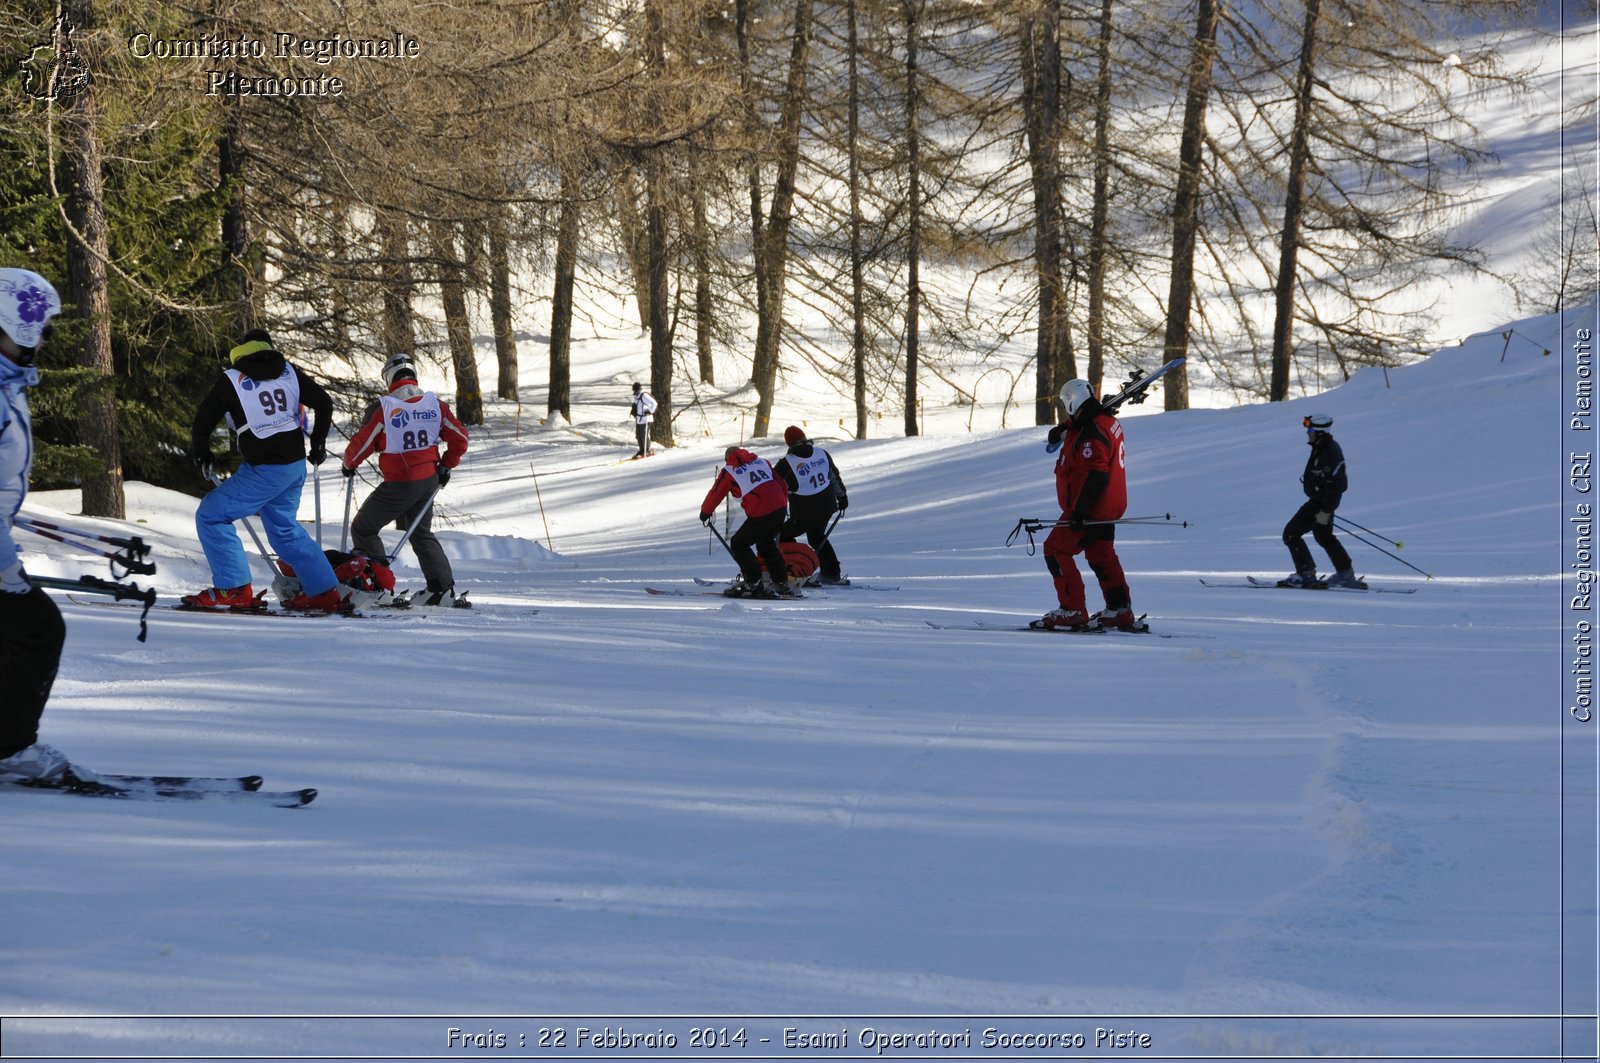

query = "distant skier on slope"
(186, 328), (343, 611)
(774, 425), (849, 586)
(1280, 415), (1362, 589)
(629, 382), (657, 459)
(0, 268), (85, 784)
(699, 444), (796, 598)
(1037, 379), (1136, 630)
(342, 355), (471, 607)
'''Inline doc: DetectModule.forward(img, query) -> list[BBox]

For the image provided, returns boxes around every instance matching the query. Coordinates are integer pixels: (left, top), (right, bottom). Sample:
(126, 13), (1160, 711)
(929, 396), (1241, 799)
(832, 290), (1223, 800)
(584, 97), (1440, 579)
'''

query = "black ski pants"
(730, 509), (787, 585)
(0, 587), (64, 758)
(352, 475), (454, 592)
(634, 423), (651, 457)
(1284, 500), (1353, 575)
(780, 496), (841, 580)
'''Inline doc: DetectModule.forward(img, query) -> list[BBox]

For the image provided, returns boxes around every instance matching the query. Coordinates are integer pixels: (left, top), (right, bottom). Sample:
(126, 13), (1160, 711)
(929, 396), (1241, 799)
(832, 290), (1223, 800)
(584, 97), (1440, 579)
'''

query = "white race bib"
(379, 392), (443, 454)
(227, 366), (300, 438)
(789, 451), (832, 496)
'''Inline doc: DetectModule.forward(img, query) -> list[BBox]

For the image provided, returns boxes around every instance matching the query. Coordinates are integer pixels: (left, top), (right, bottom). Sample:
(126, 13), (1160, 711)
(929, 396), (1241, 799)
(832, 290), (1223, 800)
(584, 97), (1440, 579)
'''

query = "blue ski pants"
(196, 461), (337, 594)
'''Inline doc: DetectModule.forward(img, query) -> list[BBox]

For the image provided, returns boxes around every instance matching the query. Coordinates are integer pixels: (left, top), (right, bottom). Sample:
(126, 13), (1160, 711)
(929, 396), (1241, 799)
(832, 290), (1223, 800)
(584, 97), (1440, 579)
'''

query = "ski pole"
(388, 483), (443, 562)
(818, 509), (843, 547)
(14, 516), (156, 575)
(340, 472), (354, 553)
(705, 519), (740, 564)
(31, 574), (156, 642)
(529, 462), (554, 553)
(312, 466), (323, 549)
(1334, 514), (1403, 549)
(1338, 526), (1433, 579)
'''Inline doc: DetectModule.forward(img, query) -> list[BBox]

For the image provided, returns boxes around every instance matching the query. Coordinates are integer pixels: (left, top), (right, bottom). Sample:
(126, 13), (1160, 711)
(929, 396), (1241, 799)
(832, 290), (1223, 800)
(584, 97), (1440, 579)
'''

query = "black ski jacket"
(190, 348), (333, 466)
(1300, 433), (1347, 508)
(775, 441), (848, 512)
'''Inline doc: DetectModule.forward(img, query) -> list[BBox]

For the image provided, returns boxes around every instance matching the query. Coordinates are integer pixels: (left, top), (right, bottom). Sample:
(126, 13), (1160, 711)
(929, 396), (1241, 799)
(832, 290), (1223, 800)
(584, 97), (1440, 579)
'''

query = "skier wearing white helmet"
(1037, 377), (1136, 630)
(0, 267), (83, 785)
(1279, 414), (1359, 589)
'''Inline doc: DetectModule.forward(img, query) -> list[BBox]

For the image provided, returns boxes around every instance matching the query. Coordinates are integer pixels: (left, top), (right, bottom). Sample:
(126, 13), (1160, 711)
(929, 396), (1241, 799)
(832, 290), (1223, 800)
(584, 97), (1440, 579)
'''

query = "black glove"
(192, 451), (217, 480)
(699, 512), (712, 525)
(307, 443), (327, 466)
(837, 496), (849, 512)
(437, 467), (451, 489)
(341, 464), (356, 479)
(1047, 424), (1067, 446)
(1067, 514), (1086, 532)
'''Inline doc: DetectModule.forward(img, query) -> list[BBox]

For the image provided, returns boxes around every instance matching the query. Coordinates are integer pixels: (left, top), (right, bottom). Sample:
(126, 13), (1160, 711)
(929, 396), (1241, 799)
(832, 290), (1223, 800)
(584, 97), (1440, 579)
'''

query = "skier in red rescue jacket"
(699, 445), (796, 598)
(1039, 379), (1134, 630)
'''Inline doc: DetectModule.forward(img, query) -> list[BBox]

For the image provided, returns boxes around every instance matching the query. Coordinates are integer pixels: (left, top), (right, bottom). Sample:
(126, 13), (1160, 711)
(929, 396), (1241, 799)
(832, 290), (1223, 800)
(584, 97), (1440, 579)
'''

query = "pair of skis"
(926, 615), (1205, 639)
(1198, 576), (1418, 594)
(3, 771), (316, 808)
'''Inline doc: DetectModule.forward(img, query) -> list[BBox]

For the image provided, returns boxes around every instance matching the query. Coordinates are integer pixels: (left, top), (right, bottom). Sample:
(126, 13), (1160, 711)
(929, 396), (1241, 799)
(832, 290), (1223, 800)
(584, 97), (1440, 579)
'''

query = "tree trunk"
(1025, 0), (1066, 425)
(218, 110), (254, 337)
(615, 169), (651, 333)
(430, 220), (483, 425)
(378, 214), (414, 359)
(748, 0), (815, 438)
(1269, 0), (1322, 402)
(691, 184), (715, 384)
(488, 212), (518, 401)
(1086, 0), (1115, 396)
(59, 0), (122, 518)
(643, 0), (674, 448)
(1161, 0), (1219, 411)
(848, 0), (867, 440)
(903, 0), (922, 437)
(736, 0), (769, 369)
(548, 166), (578, 422)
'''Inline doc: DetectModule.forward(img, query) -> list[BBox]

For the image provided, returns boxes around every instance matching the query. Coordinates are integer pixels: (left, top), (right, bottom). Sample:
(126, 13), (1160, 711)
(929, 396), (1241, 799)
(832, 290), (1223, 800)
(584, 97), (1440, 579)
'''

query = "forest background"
(0, 0), (1593, 519)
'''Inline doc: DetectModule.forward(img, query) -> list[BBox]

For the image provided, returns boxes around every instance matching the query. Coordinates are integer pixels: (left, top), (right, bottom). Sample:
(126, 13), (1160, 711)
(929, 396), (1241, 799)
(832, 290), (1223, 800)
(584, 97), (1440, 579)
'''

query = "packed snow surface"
(1, 303), (1592, 1061)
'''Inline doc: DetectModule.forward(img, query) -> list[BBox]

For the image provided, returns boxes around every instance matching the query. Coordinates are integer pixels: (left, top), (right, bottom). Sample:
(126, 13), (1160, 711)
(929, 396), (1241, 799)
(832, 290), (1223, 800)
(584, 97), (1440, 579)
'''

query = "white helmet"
(0, 268), (62, 351)
(382, 353), (417, 389)
(1059, 378), (1096, 418)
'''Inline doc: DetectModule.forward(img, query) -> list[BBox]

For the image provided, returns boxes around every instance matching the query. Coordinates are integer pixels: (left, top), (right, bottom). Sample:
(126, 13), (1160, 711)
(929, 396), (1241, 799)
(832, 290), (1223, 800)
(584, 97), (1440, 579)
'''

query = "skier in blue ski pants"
(195, 461), (333, 592)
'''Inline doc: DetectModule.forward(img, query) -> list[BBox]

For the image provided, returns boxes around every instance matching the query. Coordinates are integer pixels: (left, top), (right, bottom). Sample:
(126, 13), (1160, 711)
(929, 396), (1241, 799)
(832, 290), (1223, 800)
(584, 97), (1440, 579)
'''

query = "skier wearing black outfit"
(1281, 414), (1360, 589)
(774, 426), (849, 586)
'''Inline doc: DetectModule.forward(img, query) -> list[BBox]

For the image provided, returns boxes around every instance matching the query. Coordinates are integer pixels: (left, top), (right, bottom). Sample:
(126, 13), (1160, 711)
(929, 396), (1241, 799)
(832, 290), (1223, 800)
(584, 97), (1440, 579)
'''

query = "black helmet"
(631, 382), (642, 393)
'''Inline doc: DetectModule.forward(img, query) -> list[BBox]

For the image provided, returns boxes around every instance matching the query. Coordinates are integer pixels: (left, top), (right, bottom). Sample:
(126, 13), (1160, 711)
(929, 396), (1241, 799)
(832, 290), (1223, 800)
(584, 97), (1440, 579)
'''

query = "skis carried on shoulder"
(3, 771), (316, 808)
(1047, 357), (1185, 453)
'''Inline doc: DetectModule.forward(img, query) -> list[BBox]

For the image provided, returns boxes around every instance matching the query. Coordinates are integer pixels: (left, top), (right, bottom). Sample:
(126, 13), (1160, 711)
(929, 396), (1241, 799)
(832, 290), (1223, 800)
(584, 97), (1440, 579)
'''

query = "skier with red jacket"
(699, 445), (796, 598)
(342, 355), (470, 606)
(1039, 379), (1135, 630)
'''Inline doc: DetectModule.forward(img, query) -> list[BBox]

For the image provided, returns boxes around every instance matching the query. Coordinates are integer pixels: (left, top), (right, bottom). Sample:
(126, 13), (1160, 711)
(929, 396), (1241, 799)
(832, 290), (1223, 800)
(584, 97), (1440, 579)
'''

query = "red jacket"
(1055, 411), (1127, 521)
(700, 448), (789, 519)
(342, 382), (469, 483)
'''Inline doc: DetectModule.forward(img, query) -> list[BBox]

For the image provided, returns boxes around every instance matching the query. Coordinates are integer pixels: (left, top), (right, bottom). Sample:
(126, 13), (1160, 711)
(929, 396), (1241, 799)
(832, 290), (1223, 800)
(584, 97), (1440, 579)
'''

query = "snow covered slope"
(1, 303), (1592, 1061)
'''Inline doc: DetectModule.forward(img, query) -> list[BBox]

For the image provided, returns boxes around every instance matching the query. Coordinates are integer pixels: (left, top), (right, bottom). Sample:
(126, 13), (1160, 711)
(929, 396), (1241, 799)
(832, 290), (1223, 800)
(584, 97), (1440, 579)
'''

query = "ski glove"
(307, 443), (327, 466)
(192, 451), (218, 481)
(341, 464), (356, 479)
(699, 512), (712, 525)
(837, 495), (849, 512)
(0, 562), (30, 594)
(1066, 514), (1087, 532)
(1047, 424), (1067, 447)
(437, 467), (451, 489)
